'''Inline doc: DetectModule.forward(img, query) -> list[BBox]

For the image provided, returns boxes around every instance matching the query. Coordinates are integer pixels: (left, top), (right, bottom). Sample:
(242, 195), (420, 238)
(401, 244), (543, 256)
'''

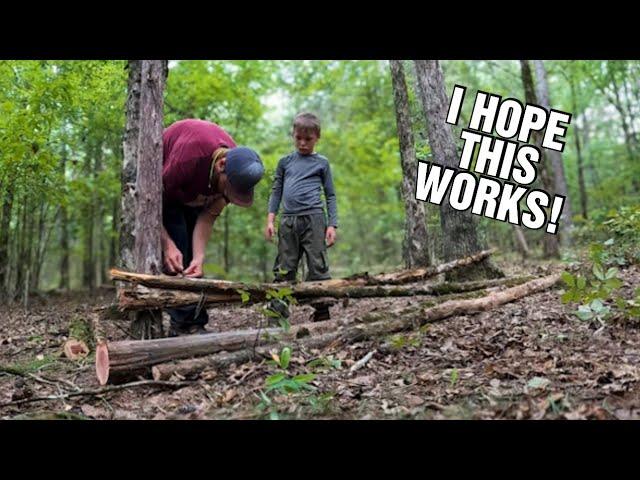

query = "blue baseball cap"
(224, 146), (264, 207)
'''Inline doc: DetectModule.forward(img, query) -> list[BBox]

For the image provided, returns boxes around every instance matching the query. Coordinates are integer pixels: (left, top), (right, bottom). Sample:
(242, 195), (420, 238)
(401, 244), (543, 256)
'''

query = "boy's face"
(293, 128), (319, 155)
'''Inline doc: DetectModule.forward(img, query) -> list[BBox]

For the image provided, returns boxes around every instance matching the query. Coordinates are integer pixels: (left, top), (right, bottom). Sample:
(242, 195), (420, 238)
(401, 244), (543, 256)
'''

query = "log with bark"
(117, 274), (531, 311)
(151, 273), (560, 380)
(96, 273), (559, 384)
(110, 249), (496, 310)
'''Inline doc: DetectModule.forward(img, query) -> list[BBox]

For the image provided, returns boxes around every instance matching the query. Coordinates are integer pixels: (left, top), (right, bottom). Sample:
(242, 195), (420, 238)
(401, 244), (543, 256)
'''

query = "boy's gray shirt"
(268, 151), (338, 227)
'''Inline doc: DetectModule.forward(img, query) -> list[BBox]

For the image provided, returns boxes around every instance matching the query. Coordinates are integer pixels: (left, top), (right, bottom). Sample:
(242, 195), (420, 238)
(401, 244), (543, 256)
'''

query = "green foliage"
(450, 368), (460, 387)
(68, 315), (94, 348)
(2, 353), (59, 375)
(389, 332), (422, 350)
(255, 345), (318, 419)
(236, 289), (250, 304)
(2, 59), (640, 294)
(307, 355), (342, 372)
(561, 219), (639, 325)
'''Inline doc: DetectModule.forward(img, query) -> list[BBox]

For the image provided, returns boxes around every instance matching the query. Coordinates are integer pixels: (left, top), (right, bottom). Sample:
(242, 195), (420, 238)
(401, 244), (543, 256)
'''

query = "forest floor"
(2, 259), (640, 420)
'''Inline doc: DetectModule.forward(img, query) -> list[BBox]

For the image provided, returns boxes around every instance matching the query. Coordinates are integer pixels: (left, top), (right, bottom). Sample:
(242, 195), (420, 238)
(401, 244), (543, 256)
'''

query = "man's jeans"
(162, 204), (209, 329)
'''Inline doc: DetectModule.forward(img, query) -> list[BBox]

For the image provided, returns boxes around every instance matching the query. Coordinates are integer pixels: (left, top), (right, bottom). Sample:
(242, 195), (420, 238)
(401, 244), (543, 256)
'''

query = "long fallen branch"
(118, 270), (525, 312)
(110, 249), (496, 311)
(0, 379), (195, 408)
(97, 282), (509, 385)
(148, 273), (561, 381)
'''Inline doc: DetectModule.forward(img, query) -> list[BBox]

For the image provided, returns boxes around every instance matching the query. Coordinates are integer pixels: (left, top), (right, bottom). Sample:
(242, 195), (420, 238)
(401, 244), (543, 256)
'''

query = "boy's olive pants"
(273, 213), (331, 282)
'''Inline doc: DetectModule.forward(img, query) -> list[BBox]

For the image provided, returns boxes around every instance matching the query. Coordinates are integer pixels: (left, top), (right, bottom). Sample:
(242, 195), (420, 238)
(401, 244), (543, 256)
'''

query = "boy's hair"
(292, 112), (321, 137)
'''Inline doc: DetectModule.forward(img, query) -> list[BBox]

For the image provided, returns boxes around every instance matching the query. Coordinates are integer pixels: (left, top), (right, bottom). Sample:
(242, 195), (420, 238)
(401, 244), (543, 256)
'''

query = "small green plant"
(68, 316), (94, 348)
(255, 346), (317, 419)
(261, 287), (297, 332)
(2, 353), (59, 375)
(236, 289), (251, 304)
(307, 355), (342, 372)
(560, 239), (626, 325)
(450, 368), (459, 387)
(306, 392), (335, 415)
(575, 299), (611, 326)
(615, 287), (640, 323)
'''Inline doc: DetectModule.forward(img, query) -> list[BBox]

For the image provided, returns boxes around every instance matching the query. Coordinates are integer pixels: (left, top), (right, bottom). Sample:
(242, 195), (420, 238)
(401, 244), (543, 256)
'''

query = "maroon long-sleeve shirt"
(163, 119), (236, 216)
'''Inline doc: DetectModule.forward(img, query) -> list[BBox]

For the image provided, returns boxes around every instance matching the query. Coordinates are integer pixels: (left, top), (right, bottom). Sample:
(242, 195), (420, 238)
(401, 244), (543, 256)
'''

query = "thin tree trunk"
(520, 60), (560, 259)
(15, 197), (28, 298)
(533, 60), (573, 243)
(569, 79), (589, 219)
(413, 60), (502, 280)
(59, 148), (70, 291)
(106, 196), (118, 284)
(94, 142), (104, 287)
(0, 184), (14, 297)
(513, 226), (530, 260)
(82, 138), (96, 291)
(389, 60), (430, 268)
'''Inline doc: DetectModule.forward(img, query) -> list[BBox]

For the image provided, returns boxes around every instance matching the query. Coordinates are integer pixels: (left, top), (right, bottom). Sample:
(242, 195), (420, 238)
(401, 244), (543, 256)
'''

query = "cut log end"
(95, 341), (110, 385)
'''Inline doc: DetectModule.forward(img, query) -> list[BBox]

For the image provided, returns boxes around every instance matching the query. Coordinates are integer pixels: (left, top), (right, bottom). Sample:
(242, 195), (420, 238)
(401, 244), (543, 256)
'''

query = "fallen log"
(110, 249), (496, 309)
(117, 271), (528, 312)
(96, 283), (507, 384)
(146, 274), (560, 381)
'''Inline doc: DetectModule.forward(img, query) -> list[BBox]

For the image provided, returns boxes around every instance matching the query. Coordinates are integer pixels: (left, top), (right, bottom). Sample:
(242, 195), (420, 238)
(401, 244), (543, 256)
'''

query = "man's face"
(293, 128), (319, 155)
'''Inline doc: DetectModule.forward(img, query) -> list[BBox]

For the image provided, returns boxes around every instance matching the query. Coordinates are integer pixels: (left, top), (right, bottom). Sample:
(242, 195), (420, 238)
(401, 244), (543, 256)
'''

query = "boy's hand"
(163, 240), (184, 274)
(183, 259), (204, 278)
(326, 226), (337, 247)
(265, 222), (276, 242)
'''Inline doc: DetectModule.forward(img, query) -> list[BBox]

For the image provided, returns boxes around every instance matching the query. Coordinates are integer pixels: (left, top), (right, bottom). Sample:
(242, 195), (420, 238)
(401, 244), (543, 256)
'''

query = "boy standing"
(265, 112), (338, 283)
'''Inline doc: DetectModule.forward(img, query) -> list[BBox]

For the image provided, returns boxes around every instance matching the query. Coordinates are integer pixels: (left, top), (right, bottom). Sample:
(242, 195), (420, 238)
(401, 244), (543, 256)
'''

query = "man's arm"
(184, 197), (227, 278)
(183, 212), (216, 278)
(162, 225), (184, 274)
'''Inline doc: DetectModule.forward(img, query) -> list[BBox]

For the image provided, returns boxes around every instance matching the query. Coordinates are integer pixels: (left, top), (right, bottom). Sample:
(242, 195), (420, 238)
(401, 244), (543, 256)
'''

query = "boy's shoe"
(168, 324), (209, 337)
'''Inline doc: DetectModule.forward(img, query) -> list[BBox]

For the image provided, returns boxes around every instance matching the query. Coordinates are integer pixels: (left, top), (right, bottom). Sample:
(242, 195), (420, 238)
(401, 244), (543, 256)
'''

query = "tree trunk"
(389, 60), (430, 268)
(520, 60), (560, 259)
(533, 60), (573, 243)
(59, 148), (70, 291)
(0, 184), (14, 297)
(123, 60), (167, 339)
(413, 60), (502, 281)
(82, 139), (96, 292)
(569, 79), (589, 219)
(15, 198), (28, 299)
(121, 61), (142, 273)
(513, 226), (530, 260)
(107, 196), (118, 284)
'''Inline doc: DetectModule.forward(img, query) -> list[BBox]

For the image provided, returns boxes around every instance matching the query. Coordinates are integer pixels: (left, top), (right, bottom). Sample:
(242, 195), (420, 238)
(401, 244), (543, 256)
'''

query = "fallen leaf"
(527, 377), (550, 390)
(405, 395), (425, 407)
(223, 389), (237, 403)
(81, 404), (105, 418)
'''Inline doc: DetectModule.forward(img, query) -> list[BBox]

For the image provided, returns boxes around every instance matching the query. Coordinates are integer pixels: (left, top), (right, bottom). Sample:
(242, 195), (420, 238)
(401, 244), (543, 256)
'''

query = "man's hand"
(326, 226), (337, 247)
(183, 259), (204, 278)
(163, 240), (184, 274)
(265, 222), (276, 241)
